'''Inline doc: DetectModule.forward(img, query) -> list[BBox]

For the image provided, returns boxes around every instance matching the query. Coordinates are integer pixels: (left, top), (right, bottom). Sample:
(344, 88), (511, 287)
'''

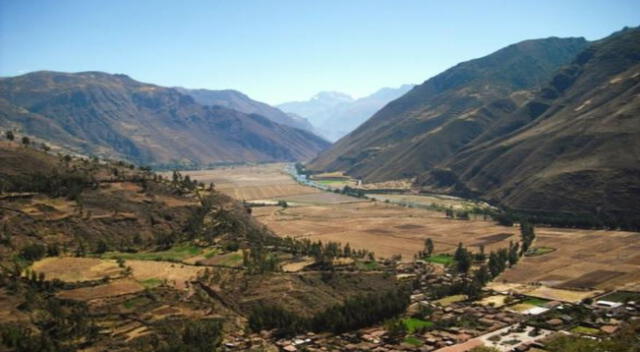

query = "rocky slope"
(308, 37), (589, 178)
(0, 71), (330, 167)
(416, 27), (640, 228)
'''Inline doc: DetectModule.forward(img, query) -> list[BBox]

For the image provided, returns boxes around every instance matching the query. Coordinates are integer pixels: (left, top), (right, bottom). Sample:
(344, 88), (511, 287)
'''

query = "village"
(219, 259), (640, 352)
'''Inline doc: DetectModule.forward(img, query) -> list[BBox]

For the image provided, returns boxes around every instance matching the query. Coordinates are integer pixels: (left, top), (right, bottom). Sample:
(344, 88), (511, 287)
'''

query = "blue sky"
(1, 0), (638, 104)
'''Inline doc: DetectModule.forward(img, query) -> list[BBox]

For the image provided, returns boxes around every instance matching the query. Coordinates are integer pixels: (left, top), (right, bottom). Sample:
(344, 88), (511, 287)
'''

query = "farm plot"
(498, 229), (640, 291)
(31, 257), (122, 282)
(31, 257), (204, 291)
(57, 279), (145, 301)
(367, 193), (493, 211)
(254, 199), (640, 291)
(253, 201), (521, 260)
(175, 164), (320, 201)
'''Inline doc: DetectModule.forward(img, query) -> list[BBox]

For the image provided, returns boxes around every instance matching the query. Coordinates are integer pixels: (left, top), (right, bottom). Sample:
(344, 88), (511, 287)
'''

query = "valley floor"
(180, 164), (640, 293)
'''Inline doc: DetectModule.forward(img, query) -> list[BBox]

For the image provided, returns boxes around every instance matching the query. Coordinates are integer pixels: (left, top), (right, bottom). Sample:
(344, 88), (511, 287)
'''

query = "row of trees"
(275, 236), (375, 264)
(248, 288), (410, 337)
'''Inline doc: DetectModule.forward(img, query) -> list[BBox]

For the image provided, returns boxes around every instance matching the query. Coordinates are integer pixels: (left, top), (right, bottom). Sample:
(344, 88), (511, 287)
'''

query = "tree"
(5, 130), (14, 141)
(21, 136), (30, 146)
(520, 221), (536, 252)
(474, 265), (491, 286)
(508, 241), (520, 266)
(94, 240), (108, 254)
(457, 249), (472, 274)
(20, 243), (46, 261)
(425, 238), (434, 257)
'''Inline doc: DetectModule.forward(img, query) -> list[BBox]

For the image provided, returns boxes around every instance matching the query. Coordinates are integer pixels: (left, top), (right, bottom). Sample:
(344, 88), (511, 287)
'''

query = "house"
(595, 300), (623, 309)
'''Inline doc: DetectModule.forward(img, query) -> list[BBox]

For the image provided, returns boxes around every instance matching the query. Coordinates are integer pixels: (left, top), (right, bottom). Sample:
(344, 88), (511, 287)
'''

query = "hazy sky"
(1, 0), (638, 104)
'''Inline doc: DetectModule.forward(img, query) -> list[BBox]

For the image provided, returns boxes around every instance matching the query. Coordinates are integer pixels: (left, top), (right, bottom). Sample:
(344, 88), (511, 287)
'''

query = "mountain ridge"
(0, 71), (330, 167)
(416, 27), (640, 227)
(174, 87), (318, 134)
(278, 85), (414, 141)
(308, 36), (590, 179)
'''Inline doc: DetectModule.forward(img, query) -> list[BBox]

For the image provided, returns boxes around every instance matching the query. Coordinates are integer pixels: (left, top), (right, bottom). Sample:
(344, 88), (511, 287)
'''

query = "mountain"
(308, 37), (590, 178)
(174, 87), (317, 133)
(278, 85), (413, 141)
(415, 27), (640, 227)
(0, 71), (330, 167)
(278, 91), (354, 128)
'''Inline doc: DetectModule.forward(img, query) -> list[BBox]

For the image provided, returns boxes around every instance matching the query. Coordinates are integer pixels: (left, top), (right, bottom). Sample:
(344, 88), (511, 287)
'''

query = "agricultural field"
(367, 193), (493, 212)
(171, 164), (321, 201)
(309, 171), (357, 189)
(30, 257), (205, 291)
(183, 163), (640, 293)
(498, 229), (640, 291)
(253, 201), (522, 260)
(254, 201), (640, 292)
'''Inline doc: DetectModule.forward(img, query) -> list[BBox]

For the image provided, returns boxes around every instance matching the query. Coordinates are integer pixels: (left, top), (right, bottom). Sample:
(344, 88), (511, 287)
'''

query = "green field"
(403, 336), (423, 346)
(597, 291), (640, 303)
(102, 244), (203, 262)
(403, 318), (434, 333)
(522, 297), (550, 307)
(356, 260), (379, 271)
(122, 296), (151, 309)
(571, 326), (603, 336)
(316, 180), (346, 185)
(525, 247), (556, 256)
(424, 254), (455, 265)
(140, 278), (163, 288)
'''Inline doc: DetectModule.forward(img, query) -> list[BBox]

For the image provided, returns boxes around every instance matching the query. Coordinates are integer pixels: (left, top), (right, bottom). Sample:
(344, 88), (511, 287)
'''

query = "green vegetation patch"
(103, 244), (203, 262)
(403, 318), (434, 333)
(122, 296), (152, 309)
(140, 278), (162, 288)
(356, 260), (379, 271)
(424, 254), (455, 265)
(208, 251), (244, 267)
(403, 335), (424, 346)
(571, 325), (603, 336)
(203, 249), (220, 259)
(525, 247), (556, 256)
(522, 297), (550, 307)
(316, 180), (346, 185)
(598, 291), (640, 303)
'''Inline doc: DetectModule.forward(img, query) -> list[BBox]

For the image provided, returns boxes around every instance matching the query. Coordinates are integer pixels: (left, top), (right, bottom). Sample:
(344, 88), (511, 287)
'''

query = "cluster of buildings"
(220, 260), (639, 352)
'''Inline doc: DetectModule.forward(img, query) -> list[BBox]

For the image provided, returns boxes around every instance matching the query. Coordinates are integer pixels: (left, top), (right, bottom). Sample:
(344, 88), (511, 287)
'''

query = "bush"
(20, 244), (46, 261)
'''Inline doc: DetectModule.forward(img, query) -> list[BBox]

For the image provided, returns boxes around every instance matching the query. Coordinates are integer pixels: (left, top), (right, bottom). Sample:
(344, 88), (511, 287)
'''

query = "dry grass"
(499, 229), (640, 291)
(486, 282), (601, 303)
(253, 202), (521, 260)
(31, 257), (122, 282)
(57, 279), (145, 301)
(479, 295), (509, 307)
(173, 164), (321, 201)
(31, 257), (204, 290)
(126, 260), (204, 290)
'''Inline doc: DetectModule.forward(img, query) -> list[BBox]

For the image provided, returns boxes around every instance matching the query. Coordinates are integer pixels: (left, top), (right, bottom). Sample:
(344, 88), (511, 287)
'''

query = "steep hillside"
(0, 71), (329, 167)
(416, 27), (640, 228)
(278, 86), (413, 141)
(309, 37), (589, 178)
(175, 87), (317, 133)
(0, 142), (401, 351)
